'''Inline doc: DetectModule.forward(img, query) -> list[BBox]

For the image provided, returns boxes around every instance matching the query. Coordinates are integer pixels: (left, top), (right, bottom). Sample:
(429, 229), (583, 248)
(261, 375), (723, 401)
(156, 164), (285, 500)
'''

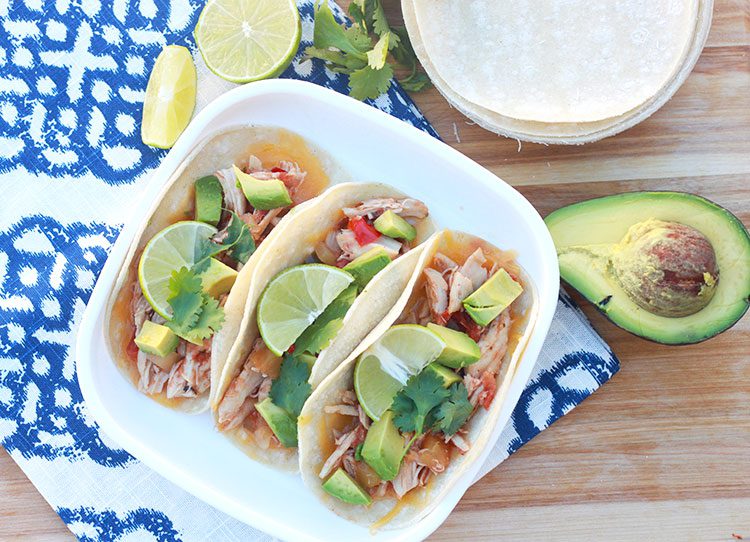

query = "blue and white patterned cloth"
(0, 0), (619, 539)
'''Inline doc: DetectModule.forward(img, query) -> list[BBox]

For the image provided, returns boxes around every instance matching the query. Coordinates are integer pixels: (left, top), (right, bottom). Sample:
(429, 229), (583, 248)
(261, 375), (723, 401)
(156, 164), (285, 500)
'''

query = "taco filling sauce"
(117, 136), (329, 407)
(316, 238), (524, 510)
(215, 197), (429, 451)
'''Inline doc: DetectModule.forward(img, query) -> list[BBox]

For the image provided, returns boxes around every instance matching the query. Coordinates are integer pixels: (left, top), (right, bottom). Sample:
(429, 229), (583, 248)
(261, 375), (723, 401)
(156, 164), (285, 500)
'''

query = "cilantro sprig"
(165, 267), (225, 344)
(305, 0), (430, 101)
(270, 354), (313, 418)
(193, 211), (255, 273)
(391, 369), (474, 439)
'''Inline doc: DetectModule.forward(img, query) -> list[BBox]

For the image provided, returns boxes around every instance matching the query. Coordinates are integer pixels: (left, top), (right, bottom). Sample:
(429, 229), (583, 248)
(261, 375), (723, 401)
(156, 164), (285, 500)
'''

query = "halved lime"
(141, 45), (197, 149)
(354, 325), (446, 421)
(257, 264), (354, 356)
(194, 0), (301, 84)
(138, 221), (217, 318)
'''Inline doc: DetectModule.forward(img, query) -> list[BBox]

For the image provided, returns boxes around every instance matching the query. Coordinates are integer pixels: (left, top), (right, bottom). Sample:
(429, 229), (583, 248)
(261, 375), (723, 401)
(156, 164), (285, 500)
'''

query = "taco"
(105, 126), (337, 413)
(297, 230), (537, 528)
(211, 183), (433, 469)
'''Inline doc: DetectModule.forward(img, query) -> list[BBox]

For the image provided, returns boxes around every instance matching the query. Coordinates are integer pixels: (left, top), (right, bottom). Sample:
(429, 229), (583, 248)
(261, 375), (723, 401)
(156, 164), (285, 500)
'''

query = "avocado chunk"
(427, 323), (481, 368)
(295, 352), (317, 371)
(361, 410), (404, 481)
(462, 268), (523, 326)
(373, 210), (417, 241)
(343, 247), (392, 291)
(200, 258), (238, 298)
(322, 468), (372, 506)
(194, 175), (223, 226)
(134, 320), (179, 358)
(233, 165), (292, 210)
(423, 362), (462, 387)
(255, 397), (298, 448)
(545, 191), (750, 345)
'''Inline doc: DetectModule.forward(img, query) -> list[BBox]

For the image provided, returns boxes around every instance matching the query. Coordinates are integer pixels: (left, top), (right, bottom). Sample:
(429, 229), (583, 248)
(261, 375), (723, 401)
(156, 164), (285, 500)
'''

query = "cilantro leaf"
(193, 212), (254, 272)
(165, 267), (225, 344)
(391, 370), (450, 435)
(399, 71), (431, 92)
(270, 354), (313, 418)
(349, 64), (394, 101)
(432, 382), (473, 437)
(313, 1), (369, 57)
(304, 46), (367, 73)
(295, 284), (357, 355)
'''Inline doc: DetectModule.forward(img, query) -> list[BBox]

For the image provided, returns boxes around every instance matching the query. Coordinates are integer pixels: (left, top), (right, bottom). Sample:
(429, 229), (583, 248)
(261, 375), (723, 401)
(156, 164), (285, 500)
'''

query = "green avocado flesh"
(322, 468), (372, 506)
(426, 324), (480, 368)
(200, 258), (238, 298)
(545, 191), (750, 345)
(373, 210), (417, 241)
(255, 397), (298, 448)
(423, 362), (462, 387)
(194, 175), (223, 226)
(134, 320), (179, 357)
(361, 410), (404, 481)
(462, 268), (523, 326)
(343, 247), (392, 291)
(233, 165), (292, 210)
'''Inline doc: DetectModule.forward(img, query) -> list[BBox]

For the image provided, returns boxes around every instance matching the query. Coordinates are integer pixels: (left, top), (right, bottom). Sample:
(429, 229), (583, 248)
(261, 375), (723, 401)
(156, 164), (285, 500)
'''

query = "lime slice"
(257, 264), (354, 356)
(141, 45), (197, 149)
(194, 0), (301, 83)
(354, 325), (446, 421)
(138, 221), (217, 318)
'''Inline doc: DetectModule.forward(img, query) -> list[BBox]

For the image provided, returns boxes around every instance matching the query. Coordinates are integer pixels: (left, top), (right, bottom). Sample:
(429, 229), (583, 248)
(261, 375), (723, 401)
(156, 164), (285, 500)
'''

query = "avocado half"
(545, 192), (750, 345)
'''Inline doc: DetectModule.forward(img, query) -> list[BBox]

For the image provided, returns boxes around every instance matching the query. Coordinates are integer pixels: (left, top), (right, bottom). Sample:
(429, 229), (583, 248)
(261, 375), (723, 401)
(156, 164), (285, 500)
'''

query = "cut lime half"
(141, 45), (197, 149)
(194, 0), (301, 83)
(354, 325), (446, 421)
(138, 221), (217, 319)
(257, 264), (354, 356)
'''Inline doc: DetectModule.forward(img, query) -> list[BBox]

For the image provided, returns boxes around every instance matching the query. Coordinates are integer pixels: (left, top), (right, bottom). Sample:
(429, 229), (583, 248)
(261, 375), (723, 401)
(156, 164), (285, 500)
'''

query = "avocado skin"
(545, 191), (750, 345)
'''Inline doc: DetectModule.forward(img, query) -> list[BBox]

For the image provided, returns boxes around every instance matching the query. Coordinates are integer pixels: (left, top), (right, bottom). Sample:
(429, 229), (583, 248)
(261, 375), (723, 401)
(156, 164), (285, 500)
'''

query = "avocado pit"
(610, 219), (719, 318)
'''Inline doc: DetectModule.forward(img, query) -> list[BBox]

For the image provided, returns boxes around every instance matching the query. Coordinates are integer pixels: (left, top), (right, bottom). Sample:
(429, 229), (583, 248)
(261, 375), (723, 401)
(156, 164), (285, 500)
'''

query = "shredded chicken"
(136, 351), (170, 395)
(433, 253), (458, 274)
(342, 197), (429, 220)
(249, 207), (284, 242)
(469, 310), (510, 377)
(335, 230), (402, 263)
(391, 457), (429, 498)
(131, 284), (153, 336)
(459, 248), (489, 290)
(424, 268), (449, 324)
(215, 167), (247, 215)
(324, 404), (359, 417)
(166, 340), (212, 398)
(217, 340), (268, 430)
(447, 271), (473, 314)
(319, 427), (361, 480)
(449, 433), (470, 453)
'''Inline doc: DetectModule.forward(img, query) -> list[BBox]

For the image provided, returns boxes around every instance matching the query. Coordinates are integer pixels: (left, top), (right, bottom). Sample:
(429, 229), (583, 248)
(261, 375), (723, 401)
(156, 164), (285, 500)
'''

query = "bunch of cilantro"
(164, 212), (255, 344)
(304, 0), (430, 101)
(391, 369), (474, 440)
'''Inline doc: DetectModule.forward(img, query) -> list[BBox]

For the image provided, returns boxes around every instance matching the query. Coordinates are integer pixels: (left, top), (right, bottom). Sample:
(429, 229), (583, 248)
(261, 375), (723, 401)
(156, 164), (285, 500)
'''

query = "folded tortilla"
(104, 125), (340, 413)
(297, 230), (539, 528)
(211, 182), (435, 470)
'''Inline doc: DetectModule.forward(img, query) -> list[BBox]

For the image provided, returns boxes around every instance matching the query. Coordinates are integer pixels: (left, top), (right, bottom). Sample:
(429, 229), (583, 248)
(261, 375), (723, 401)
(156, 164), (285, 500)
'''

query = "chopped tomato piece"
(453, 311), (484, 341)
(271, 166), (287, 173)
(480, 371), (497, 410)
(348, 216), (381, 246)
(287, 344), (296, 354)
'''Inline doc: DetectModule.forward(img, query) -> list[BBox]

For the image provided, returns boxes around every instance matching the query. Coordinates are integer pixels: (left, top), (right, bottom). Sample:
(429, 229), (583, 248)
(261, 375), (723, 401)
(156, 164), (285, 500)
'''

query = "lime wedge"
(257, 264), (354, 356)
(141, 45), (197, 149)
(354, 325), (446, 421)
(194, 0), (301, 83)
(138, 221), (217, 318)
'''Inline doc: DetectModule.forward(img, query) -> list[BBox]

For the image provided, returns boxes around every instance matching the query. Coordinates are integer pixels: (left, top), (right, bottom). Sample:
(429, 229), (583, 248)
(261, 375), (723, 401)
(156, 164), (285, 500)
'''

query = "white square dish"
(76, 80), (559, 541)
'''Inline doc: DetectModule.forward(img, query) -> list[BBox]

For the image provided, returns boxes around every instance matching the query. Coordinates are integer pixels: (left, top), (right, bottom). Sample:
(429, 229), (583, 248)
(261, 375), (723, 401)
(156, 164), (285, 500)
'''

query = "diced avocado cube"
(322, 468), (372, 506)
(361, 410), (404, 481)
(343, 247), (392, 291)
(462, 268), (523, 326)
(200, 258), (238, 298)
(134, 320), (179, 358)
(255, 397), (298, 448)
(234, 165), (292, 210)
(427, 323), (481, 368)
(295, 352), (317, 371)
(373, 210), (417, 241)
(423, 362), (462, 387)
(194, 175), (223, 226)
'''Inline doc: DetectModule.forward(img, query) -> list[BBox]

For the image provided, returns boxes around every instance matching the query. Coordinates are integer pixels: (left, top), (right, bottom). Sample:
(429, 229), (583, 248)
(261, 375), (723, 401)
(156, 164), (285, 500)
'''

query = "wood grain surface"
(2, 0), (748, 540)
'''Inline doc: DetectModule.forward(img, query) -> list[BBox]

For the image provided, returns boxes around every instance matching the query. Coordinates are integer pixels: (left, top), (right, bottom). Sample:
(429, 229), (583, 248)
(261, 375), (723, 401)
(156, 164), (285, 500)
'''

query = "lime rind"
(194, 0), (301, 84)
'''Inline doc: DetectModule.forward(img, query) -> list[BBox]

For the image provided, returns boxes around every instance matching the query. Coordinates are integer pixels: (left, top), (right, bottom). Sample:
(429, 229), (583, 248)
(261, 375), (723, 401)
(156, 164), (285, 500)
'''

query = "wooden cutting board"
(2, 0), (748, 540)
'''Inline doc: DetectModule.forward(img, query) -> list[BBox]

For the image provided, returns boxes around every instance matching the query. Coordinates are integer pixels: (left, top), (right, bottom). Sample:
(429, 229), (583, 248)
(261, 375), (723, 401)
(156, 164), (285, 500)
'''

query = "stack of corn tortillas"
(402, 0), (713, 144)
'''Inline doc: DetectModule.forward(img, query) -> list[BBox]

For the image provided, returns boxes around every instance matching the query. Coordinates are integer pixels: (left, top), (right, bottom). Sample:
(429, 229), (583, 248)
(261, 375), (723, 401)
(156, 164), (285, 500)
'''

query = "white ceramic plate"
(76, 80), (559, 541)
